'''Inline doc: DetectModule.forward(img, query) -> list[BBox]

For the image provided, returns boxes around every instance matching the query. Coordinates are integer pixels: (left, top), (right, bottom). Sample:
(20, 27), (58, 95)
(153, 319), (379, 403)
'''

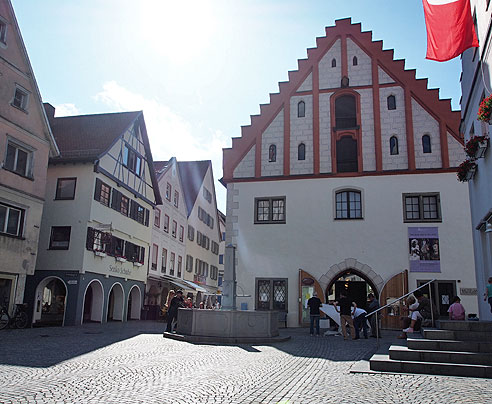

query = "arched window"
(335, 95), (357, 129)
(331, 58), (336, 68)
(298, 143), (306, 160)
(336, 136), (358, 173)
(353, 56), (358, 66)
(268, 144), (276, 162)
(387, 95), (396, 110)
(390, 136), (399, 155)
(335, 190), (362, 219)
(297, 101), (305, 118)
(422, 135), (432, 154)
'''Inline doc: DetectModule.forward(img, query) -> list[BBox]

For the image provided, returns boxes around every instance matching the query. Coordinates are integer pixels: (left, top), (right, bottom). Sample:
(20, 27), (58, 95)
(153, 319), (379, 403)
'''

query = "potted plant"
(94, 249), (107, 258)
(478, 94), (492, 123)
(133, 261), (143, 267)
(115, 254), (127, 263)
(465, 135), (489, 159)
(457, 159), (477, 182)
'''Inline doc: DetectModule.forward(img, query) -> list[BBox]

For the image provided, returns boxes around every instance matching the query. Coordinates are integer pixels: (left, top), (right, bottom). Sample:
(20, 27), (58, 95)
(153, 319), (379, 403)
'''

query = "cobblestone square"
(0, 322), (490, 404)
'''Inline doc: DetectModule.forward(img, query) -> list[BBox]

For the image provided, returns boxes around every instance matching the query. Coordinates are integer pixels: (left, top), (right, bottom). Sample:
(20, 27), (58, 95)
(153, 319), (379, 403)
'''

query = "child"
(448, 296), (465, 321)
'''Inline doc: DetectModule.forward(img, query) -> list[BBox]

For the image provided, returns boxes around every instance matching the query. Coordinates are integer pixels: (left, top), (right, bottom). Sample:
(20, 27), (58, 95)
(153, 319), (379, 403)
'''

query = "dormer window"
(353, 56), (358, 66)
(269, 144), (276, 162)
(297, 101), (305, 118)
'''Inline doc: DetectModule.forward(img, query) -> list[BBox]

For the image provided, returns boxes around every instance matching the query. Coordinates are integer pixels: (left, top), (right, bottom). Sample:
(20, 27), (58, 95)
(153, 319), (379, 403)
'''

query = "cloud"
(53, 103), (80, 117)
(94, 81), (228, 210)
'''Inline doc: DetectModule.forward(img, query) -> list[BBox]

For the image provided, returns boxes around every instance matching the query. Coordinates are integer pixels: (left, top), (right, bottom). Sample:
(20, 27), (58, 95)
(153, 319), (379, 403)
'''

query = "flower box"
(478, 95), (492, 123)
(475, 140), (489, 159)
(133, 262), (143, 267)
(94, 251), (107, 258)
(457, 159), (477, 182)
(464, 136), (489, 159)
(116, 256), (127, 263)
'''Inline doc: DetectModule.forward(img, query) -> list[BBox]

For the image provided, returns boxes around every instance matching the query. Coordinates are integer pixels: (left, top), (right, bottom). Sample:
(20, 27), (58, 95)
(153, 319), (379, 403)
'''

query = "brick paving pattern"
(0, 322), (490, 404)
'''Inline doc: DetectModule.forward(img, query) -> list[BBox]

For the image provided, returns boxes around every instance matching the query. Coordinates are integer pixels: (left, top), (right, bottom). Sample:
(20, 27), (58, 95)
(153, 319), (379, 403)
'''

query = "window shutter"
(111, 189), (120, 211)
(144, 209), (150, 226)
(86, 227), (94, 250)
(130, 200), (136, 220)
(94, 179), (102, 201)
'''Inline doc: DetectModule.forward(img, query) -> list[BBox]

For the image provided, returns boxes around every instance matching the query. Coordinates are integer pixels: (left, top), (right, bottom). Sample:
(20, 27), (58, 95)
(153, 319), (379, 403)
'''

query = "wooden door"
(298, 270), (325, 326)
(379, 270), (408, 329)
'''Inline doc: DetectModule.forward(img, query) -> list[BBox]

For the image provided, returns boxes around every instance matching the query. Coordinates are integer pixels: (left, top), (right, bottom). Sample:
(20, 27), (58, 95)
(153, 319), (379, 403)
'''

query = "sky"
(12, 0), (463, 212)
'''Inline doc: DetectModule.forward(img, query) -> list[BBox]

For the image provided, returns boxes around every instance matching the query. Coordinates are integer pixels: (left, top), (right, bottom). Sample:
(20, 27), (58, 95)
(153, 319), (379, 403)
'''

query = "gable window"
(422, 134), (432, 154)
(170, 252), (175, 276)
(4, 140), (32, 178)
(297, 101), (305, 118)
(123, 144), (142, 176)
(331, 58), (336, 68)
(177, 256), (182, 278)
(161, 248), (167, 273)
(94, 179), (111, 207)
(336, 136), (358, 173)
(11, 86), (29, 112)
(165, 183), (172, 201)
(268, 144), (276, 162)
(387, 95), (396, 110)
(55, 178), (77, 200)
(352, 56), (358, 66)
(254, 197), (286, 224)
(163, 214), (169, 232)
(256, 278), (287, 311)
(152, 244), (158, 270)
(335, 95), (357, 129)
(390, 136), (399, 155)
(335, 190), (362, 219)
(403, 193), (441, 222)
(179, 225), (184, 242)
(172, 220), (177, 238)
(154, 208), (161, 228)
(49, 226), (71, 250)
(298, 143), (306, 161)
(203, 187), (212, 203)
(0, 17), (7, 45)
(174, 190), (179, 208)
(0, 202), (24, 237)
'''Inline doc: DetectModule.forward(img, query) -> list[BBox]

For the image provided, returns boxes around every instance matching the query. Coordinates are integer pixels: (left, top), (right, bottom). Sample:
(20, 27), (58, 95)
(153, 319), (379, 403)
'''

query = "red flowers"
(478, 95), (492, 122)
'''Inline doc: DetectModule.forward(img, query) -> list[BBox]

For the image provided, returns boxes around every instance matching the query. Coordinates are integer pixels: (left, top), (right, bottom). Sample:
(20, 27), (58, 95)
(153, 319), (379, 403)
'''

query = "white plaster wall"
(347, 38), (372, 87)
(233, 145), (255, 179)
(261, 109), (284, 177)
(319, 93), (333, 173)
(378, 66), (395, 85)
(412, 99), (442, 169)
(447, 134), (465, 168)
(229, 173), (476, 326)
(319, 39), (341, 89)
(358, 89), (376, 171)
(290, 95), (313, 175)
(297, 73), (312, 92)
(380, 86), (408, 170)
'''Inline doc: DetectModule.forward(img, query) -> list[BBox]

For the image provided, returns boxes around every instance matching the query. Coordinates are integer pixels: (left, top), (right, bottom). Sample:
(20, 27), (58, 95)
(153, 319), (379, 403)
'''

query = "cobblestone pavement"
(0, 322), (490, 404)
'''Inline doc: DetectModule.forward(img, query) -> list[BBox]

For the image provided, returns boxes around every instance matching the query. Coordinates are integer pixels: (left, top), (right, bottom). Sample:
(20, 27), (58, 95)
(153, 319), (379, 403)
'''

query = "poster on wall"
(408, 227), (440, 273)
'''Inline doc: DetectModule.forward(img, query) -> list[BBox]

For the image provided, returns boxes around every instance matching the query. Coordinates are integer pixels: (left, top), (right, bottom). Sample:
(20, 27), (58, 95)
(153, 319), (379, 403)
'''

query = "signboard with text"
(408, 227), (441, 273)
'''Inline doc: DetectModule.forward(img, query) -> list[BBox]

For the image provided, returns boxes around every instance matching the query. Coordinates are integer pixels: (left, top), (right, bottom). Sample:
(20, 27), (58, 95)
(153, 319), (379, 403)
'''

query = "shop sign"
(302, 278), (314, 285)
(109, 265), (132, 276)
(460, 288), (477, 296)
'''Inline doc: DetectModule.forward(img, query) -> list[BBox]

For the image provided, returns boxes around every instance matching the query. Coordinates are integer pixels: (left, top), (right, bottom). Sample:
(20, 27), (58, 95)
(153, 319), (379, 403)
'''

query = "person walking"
(307, 292), (322, 336)
(484, 277), (492, 315)
(366, 293), (380, 338)
(166, 290), (185, 333)
(334, 291), (356, 340)
(352, 305), (368, 339)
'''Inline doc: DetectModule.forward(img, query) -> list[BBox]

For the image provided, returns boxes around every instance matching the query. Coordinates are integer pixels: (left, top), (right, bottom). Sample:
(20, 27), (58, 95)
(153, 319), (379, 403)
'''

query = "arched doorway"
(107, 283), (124, 321)
(33, 277), (67, 326)
(127, 286), (141, 320)
(82, 280), (104, 323)
(326, 269), (378, 310)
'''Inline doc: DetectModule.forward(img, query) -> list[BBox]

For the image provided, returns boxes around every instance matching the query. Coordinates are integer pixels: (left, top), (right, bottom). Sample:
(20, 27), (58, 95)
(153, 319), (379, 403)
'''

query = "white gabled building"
(222, 19), (478, 327)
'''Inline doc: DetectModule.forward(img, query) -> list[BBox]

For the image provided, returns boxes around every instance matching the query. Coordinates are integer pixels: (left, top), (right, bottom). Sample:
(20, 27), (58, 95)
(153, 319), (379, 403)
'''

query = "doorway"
(417, 280), (456, 317)
(82, 280), (104, 323)
(107, 283), (124, 321)
(326, 270), (378, 310)
(33, 277), (67, 326)
(127, 286), (141, 320)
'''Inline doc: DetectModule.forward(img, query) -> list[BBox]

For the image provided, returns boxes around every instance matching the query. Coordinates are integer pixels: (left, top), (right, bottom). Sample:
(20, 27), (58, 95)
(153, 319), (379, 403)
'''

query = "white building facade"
(222, 19), (478, 327)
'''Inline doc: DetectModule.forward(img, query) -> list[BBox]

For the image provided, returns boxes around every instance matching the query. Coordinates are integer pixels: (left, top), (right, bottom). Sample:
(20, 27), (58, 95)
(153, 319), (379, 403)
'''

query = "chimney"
(43, 103), (55, 119)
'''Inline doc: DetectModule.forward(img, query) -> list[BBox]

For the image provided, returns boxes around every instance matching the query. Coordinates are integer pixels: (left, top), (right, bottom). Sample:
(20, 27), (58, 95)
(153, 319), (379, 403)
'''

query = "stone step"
(370, 354), (492, 378)
(424, 329), (491, 342)
(438, 320), (492, 333)
(407, 338), (492, 353)
(388, 345), (492, 366)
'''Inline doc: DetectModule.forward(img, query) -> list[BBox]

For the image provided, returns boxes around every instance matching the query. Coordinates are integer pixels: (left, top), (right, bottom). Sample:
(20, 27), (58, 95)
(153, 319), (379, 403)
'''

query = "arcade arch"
(82, 280), (104, 323)
(107, 282), (124, 321)
(33, 277), (67, 326)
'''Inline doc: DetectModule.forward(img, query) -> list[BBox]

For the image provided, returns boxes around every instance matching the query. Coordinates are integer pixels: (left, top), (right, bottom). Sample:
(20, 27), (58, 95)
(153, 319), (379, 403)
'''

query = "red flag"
(422, 0), (479, 62)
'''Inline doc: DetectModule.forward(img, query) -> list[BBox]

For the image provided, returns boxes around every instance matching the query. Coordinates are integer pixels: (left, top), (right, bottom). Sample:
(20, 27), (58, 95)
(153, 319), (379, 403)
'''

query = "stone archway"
(318, 258), (384, 294)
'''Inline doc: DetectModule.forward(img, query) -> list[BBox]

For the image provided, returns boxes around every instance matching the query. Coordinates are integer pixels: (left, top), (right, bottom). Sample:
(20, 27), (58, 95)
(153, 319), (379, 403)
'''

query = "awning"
(183, 280), (207, 293)
(159, 275), (194, 292)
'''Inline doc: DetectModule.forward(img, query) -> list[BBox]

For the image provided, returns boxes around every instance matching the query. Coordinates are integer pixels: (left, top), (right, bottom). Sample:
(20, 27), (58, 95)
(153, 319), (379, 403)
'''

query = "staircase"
(370, 320), (492, 378)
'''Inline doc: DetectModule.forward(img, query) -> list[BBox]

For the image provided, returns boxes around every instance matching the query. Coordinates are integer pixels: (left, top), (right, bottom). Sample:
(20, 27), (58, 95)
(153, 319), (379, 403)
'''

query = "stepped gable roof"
(222, 17), (462, 182)
(178, 160), (210, 216)
(46, 108), (140, 161)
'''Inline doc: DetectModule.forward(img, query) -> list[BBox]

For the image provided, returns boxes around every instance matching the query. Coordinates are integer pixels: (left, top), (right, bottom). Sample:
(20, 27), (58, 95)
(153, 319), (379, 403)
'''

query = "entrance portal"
(127, 286), (141, 320)
(33, 277), (67, 326)
(326, 270), (378, 310)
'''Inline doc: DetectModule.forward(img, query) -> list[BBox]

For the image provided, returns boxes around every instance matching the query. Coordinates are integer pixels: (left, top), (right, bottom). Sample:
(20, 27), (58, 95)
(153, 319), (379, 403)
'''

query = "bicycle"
(0, 303), (29, 330)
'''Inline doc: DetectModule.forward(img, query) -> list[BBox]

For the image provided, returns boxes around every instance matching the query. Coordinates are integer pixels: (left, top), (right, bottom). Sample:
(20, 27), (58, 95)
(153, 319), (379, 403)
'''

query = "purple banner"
(408, 227), (440, 273)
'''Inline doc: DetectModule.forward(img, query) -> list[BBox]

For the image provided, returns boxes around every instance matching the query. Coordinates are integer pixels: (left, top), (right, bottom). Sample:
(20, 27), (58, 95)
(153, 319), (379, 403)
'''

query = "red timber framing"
(222, 18), (462, 184)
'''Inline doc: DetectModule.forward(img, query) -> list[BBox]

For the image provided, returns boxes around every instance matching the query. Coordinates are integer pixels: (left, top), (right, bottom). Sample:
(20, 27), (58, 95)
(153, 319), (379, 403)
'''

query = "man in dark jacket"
(166, 290), (185, 333)
(366, 293), (380, 338)
(307, 292), (322, 336)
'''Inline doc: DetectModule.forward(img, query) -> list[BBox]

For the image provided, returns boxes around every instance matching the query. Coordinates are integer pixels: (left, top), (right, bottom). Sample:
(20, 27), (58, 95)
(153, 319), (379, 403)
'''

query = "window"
(177, 256), (182, 278)
(170, 252), (175, 276)
(186, 255), (193, 272)
(210, 265), (218, 280)
(165, 183), (172, 201)
(0, 203), (24, 237)
(12, 86), (29, 111)
(55, 178), (77, 200)
(390, 136), (399, 155)
(110, 190), (130, 217)
(298, 143), (305, 161)
(123, 144), (142, 176)
(336, 136), (358, 173)
(161, 248), (167, 273)
(94, 179), (111, 207)
(403, 193), (441, 222)
(268, 144), (276, 162)
(4, 140), (32, 178)
(174, 190), (179, 208)
(331, 58), (336, 67)
(49, 226), (71, 250)
(125, 242), (145, 263)
(219, 254), (224, 265)
(152, 244), (158, 270)
(154, 208), (161, 228)
(353, 56), (358, 66)
(188, 225), (195, 241)
(111, 236), (125, 257)
(86, 227), (111, 253)
(172, 220), (177, 238)
(179, 225), (184, 242)
(387, 95), (396, 110)
(130, 200), (149, 226)
(256, 278), (287, 311)
(195, 258), (199, 274)
(203, 187), (212, 203)
(422, 135), (432, 153)
(163, 215), (169, 232)
(222, 231), (226, 241)
(197, 231), (202, 245)
(335, 190), (362, 219)
(254, 197), (286, 224)
(297, 101), (305, 118)
(335, 95), (357, 129)
(211, 241), (219, 255)
(0, 18), (7, 45)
